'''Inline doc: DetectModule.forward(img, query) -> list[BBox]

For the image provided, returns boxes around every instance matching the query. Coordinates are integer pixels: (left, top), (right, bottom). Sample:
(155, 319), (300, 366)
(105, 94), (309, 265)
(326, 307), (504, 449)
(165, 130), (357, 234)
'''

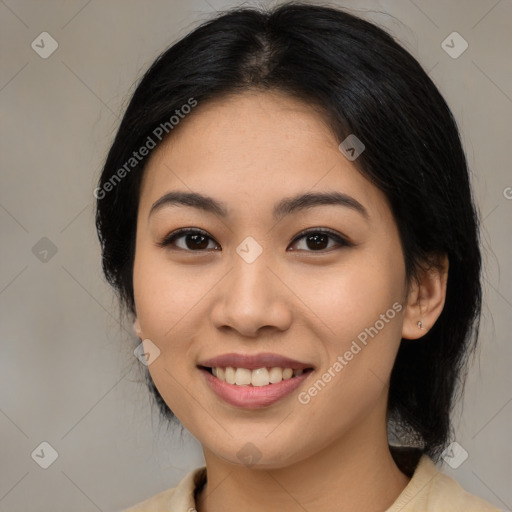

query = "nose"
(210, 247), (293, 338)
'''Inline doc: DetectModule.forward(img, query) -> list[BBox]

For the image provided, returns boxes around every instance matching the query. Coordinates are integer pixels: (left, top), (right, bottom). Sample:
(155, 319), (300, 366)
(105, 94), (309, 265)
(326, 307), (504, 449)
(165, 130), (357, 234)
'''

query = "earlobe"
(402, 253), (449, 340)
(133, 318), (143, 338)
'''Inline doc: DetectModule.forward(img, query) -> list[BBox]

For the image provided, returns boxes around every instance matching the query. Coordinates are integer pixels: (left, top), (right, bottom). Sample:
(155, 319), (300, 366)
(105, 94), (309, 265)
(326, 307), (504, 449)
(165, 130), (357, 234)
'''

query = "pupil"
(184, 233), (329, 251)
(307, 233), (328, 250)
(187, 234), (208, 250)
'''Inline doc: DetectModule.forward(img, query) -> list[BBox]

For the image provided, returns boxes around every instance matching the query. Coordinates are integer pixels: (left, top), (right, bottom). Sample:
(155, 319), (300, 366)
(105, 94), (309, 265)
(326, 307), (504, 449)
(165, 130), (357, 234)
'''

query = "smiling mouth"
(199, 366), (314, 387)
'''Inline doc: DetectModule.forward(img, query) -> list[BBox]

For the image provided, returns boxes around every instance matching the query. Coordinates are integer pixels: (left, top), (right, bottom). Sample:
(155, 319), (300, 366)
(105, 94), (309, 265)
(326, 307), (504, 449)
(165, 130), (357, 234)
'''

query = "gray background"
(1, 0), (511, 510)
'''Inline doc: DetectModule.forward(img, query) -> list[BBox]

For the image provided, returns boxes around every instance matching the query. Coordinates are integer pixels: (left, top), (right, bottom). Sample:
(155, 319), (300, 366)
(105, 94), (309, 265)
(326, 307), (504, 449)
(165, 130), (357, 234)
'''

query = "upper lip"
(198, 352), (314, 370)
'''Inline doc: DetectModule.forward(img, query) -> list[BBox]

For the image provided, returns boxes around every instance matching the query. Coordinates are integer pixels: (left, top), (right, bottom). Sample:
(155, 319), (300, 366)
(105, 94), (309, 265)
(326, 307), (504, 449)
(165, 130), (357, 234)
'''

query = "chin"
(204, 436), (309, 470)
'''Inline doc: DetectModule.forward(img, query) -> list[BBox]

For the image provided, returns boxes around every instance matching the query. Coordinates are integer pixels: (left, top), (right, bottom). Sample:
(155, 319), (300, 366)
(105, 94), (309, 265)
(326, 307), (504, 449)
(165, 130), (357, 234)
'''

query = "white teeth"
(269, 367), (283, 384)
(224, 367), (236, 384)
(235, 368), (252, 385)
(282, 368), (293, 380)
(211, 366), (307, 386)
(251, 368), (270, 387)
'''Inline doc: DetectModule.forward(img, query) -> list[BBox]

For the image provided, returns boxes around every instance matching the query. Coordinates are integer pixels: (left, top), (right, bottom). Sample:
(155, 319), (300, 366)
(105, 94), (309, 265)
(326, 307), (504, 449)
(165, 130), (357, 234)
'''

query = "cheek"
(298, 249), (405, 395)
(132, 249), (199, 423)
(133, 246), (201, 340)
(132, 246), (217, 413)
(302, 250), (404, 342)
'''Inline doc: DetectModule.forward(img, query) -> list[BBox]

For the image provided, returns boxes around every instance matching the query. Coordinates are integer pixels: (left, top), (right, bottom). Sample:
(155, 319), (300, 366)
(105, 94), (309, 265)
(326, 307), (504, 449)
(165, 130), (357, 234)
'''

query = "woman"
(95, 3), (500, 511)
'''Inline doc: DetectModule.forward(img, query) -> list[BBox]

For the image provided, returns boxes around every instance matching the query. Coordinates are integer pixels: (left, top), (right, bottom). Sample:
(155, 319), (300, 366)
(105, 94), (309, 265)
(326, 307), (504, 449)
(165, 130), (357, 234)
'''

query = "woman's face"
(133, 90), (409, 468)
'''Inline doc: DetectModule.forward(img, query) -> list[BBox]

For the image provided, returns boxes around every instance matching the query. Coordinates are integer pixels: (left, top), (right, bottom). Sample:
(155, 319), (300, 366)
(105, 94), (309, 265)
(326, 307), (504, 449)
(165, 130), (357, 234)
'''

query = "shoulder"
(387, 453), (501, 511)
(123, 487), (177, 512)
(425, 457), (501, 512)
(123, 466), (207, 512)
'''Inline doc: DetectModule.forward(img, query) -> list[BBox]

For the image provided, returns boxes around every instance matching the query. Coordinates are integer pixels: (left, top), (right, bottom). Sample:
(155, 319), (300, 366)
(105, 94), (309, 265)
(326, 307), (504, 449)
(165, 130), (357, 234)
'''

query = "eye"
(288, 228), (352, 252)
(157, 227), (352, 253)
(157, 228), (220, 251)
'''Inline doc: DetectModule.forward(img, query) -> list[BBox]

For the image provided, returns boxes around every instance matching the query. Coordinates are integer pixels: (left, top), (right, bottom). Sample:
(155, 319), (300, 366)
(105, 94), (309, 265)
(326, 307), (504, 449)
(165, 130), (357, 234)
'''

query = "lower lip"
(199, 367), (312, 409)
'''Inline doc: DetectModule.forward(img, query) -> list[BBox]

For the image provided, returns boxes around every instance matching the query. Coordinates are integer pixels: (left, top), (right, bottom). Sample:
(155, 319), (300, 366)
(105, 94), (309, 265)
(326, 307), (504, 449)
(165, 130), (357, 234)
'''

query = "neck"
(196, 405), (411, 512)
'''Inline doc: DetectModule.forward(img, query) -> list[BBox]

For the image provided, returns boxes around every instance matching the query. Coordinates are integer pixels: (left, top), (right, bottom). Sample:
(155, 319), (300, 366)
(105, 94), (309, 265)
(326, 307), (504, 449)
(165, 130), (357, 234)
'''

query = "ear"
(133, 318), (143, 338)
(402, 252), (449, 340)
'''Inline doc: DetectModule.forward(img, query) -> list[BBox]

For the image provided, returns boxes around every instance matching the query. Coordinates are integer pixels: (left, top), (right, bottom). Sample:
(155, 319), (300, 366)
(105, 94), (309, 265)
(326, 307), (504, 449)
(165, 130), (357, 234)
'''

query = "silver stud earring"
(417, 321), (424, 329)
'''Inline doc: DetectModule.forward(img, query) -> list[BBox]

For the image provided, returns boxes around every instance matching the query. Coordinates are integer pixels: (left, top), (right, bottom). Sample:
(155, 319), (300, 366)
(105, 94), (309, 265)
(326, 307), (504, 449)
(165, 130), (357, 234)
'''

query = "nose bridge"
(229, 241), (275, 310)
(212, 238), (291, 335)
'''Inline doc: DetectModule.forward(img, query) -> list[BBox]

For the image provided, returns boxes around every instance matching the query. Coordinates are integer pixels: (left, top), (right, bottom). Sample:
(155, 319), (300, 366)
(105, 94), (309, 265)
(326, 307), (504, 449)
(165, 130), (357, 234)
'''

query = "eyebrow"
(149, 190), (369, 221)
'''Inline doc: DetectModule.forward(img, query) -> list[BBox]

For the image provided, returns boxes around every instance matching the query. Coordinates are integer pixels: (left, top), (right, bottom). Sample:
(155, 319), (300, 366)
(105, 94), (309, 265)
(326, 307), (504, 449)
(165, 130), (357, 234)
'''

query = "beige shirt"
(124, 454), (501, 511)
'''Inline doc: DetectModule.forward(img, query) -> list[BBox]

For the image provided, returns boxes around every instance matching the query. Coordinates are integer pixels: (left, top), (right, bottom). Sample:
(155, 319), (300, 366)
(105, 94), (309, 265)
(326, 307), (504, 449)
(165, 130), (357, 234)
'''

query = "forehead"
(138, 90), (390, 221)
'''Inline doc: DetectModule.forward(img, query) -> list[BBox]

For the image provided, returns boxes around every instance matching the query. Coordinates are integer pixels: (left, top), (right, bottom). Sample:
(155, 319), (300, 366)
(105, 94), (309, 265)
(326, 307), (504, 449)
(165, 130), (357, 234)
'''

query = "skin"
(132, 90), (448, 512)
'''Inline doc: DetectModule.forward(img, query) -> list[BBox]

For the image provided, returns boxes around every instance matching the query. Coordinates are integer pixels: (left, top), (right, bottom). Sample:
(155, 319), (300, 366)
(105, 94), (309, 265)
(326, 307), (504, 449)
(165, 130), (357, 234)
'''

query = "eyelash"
(156, 227), (352, 253)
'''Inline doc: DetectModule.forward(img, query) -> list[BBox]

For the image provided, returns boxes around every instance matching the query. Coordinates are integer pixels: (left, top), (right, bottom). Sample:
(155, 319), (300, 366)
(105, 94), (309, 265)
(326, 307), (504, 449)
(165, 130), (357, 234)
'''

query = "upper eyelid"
(292, 227), (344, 240)
(160, 227), (349, 249)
